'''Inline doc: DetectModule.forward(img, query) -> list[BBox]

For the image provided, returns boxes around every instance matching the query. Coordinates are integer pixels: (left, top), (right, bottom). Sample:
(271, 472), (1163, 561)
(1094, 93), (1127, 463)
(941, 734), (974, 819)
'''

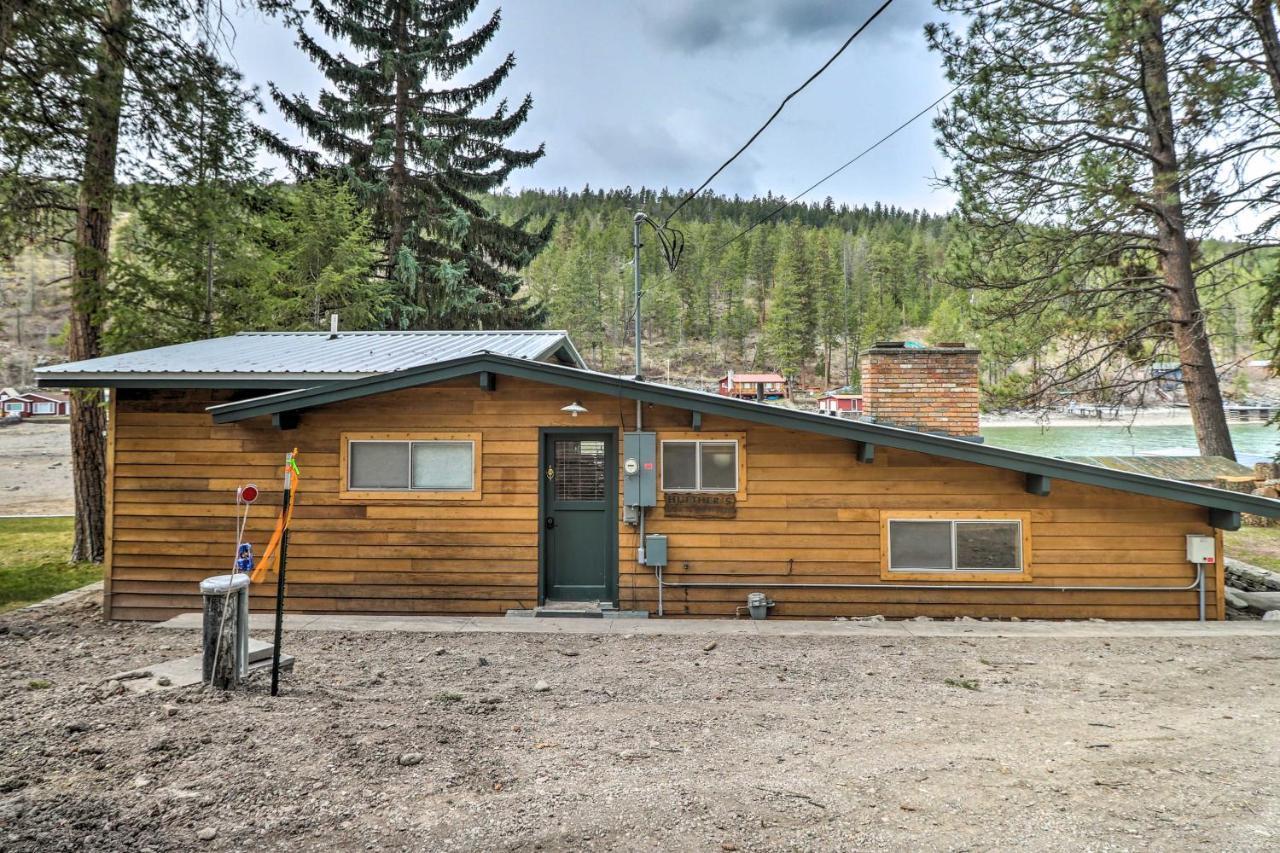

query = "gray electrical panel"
(623, 431), (657, 507)
(644, 534), (668, 567)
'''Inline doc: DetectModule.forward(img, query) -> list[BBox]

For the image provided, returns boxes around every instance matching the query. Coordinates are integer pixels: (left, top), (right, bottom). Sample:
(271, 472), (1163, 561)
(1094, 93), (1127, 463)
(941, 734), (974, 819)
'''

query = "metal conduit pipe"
(655, 565), (1208, 622)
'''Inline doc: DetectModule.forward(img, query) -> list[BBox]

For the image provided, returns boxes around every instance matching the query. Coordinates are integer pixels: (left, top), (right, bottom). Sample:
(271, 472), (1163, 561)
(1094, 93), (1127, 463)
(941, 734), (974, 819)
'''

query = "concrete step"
(533, 608), (604, 619)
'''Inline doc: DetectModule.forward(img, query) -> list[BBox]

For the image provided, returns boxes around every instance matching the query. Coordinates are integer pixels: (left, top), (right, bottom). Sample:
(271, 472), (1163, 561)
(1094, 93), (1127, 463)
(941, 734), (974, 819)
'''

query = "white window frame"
(661, 439), (739, 493)
(347, 439), (476, 493)
(886, 518), (1024, 573)
(32, 402), (55, 414)
(3, 402), (23, 413)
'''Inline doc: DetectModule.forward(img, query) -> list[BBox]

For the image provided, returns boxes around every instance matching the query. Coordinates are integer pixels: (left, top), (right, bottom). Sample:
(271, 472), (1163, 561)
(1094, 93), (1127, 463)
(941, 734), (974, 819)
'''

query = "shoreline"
(984, 409), (1202, 429)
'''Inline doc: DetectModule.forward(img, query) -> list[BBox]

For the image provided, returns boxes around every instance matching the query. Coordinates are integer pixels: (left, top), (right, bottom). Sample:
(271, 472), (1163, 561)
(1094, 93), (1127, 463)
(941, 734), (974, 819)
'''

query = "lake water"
(982, 423), (1280, 464)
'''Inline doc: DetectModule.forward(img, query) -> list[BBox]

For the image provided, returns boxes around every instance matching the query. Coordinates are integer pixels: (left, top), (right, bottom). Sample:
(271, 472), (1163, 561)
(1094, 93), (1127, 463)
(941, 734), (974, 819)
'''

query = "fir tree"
(232, 179), (388, 332)
(266, 0), (548, 330)
(765, 225), (815, 378)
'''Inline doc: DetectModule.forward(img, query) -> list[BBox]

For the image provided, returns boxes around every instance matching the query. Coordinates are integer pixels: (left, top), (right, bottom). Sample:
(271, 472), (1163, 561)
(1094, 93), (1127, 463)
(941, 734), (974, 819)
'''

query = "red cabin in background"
(817, 389), (863, 417)
(717, 371), (788, 400)
(1, 389), (71, 417)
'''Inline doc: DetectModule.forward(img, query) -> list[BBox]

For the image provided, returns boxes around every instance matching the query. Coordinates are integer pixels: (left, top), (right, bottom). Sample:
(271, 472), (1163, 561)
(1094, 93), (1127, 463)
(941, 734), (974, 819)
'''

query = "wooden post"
(271, 453), (293, 696)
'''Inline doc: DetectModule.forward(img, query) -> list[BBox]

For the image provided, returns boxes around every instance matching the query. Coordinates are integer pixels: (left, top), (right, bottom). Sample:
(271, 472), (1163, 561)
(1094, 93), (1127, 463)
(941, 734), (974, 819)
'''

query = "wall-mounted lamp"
(561, 401), (588, 417)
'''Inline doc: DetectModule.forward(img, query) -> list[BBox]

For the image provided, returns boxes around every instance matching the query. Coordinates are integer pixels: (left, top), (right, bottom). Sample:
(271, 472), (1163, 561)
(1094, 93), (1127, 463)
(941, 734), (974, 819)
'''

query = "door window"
(554, 439), (606, 500)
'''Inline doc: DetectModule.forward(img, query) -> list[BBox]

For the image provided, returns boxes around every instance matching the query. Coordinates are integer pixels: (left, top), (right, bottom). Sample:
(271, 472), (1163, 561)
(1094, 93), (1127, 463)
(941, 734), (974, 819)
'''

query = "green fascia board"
(205, 353), (1280, 519)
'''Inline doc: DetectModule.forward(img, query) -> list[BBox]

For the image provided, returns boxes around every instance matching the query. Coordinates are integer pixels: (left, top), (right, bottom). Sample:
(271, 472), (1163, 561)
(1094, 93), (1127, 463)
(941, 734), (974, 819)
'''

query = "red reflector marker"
(239, 484), (260, 504)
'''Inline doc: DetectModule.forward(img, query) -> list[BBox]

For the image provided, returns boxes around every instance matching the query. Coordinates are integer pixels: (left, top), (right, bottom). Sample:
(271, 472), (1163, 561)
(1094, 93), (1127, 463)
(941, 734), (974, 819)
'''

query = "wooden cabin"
(0, 389), (69, 417)
(36, 331), (1280, 623)
(718, 371), (787, 400)
(817, 389), (863, 417)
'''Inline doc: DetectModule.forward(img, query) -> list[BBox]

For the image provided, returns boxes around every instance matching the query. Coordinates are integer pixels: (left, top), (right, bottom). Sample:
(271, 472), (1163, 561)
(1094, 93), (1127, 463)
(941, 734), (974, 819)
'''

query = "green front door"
(541, 431), (615, 602)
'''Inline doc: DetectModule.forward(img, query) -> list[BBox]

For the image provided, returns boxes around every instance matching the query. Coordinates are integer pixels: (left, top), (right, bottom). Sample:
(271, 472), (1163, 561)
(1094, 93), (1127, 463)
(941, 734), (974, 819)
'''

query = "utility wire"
(712, 85), (958, 254)
(662, 0), (898, 226)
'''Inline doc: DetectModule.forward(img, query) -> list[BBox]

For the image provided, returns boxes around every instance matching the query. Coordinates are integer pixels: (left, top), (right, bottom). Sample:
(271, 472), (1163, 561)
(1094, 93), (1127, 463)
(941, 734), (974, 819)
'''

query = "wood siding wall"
(107, 380), (1224, 621)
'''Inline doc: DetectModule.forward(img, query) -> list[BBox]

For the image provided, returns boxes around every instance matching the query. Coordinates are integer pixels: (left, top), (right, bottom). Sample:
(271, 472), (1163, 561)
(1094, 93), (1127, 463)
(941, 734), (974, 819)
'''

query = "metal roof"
(723, 373), (785, 383)
(35, 331), (584, 387)
(206, 352), (1280, 522)
(1064, 455), (1254, 484)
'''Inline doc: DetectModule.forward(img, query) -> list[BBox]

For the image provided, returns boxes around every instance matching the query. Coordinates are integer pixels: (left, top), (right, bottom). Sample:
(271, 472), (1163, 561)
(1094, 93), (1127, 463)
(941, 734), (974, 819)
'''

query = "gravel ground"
(0, 421), (72, 516)
(2, 592), (1279, 851)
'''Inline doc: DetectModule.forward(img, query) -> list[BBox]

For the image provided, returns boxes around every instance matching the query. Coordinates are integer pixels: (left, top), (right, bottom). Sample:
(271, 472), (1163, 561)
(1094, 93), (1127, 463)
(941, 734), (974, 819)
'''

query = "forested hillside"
(489, 187), (1265, 397)
(490, 187), (952, 387)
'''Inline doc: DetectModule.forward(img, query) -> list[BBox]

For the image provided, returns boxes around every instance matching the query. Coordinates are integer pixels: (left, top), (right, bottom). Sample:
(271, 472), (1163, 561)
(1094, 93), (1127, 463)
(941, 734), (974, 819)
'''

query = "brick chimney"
(859, 342), (981, 440)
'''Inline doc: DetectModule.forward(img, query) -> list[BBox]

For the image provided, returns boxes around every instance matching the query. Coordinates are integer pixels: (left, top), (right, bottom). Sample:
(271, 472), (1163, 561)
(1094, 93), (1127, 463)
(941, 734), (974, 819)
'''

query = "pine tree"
(813, 230), (842, 386)
(266, 0), (548, 330)
(929, 0), (1265, 458)
(765, 225), (815, 378)
(107, 55), (262, 351)
(233, 179), (388, 332)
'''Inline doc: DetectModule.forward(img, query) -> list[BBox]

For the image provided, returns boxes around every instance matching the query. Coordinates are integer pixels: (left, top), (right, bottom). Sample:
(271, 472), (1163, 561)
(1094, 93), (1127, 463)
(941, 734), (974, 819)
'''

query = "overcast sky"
(228, 0), (955, 213)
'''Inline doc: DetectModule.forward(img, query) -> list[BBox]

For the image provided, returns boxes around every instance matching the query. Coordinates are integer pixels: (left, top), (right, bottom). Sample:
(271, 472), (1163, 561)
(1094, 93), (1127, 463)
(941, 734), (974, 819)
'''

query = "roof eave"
(204, 353), (1280, 520)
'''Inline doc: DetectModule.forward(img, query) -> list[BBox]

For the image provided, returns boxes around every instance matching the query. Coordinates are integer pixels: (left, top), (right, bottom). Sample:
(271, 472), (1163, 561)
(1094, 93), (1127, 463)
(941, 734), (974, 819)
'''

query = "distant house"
(817, 389), (863, 417)
(2, 389), (70, 417)
(22, 391), (70, 416)
(718, 370), (787, 400)
(0, 388), (23, 417)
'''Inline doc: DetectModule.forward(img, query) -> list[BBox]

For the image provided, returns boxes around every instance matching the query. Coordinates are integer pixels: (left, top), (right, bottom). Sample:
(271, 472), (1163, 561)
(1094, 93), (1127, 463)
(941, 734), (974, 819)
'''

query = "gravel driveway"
(0, 421), (72, 516)
(2, 591), (1279, 851)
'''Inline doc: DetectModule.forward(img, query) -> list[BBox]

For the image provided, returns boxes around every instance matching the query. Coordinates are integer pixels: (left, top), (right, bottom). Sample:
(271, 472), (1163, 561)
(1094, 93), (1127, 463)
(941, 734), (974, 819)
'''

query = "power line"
(712, 85), (958, 254)
(661, 0), (898, 226)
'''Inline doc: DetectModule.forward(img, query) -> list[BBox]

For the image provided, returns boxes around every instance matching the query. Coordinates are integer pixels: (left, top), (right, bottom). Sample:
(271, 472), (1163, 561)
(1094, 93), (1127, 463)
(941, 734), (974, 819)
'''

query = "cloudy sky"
(229, 0), (955, 213)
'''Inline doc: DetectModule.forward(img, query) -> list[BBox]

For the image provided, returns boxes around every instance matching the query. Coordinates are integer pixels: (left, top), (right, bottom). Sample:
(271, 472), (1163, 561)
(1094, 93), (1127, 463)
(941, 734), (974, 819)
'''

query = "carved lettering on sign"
(664, 492), (736, 518)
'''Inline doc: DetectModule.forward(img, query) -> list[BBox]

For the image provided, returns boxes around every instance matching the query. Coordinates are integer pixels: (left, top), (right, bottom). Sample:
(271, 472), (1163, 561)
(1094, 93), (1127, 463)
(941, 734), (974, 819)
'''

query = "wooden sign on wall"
(665, 492), (736, 519)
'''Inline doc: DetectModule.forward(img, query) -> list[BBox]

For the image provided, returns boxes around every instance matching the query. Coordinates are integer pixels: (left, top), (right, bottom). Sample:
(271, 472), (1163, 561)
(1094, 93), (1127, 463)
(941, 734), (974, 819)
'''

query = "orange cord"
(250, 450), (301, 584)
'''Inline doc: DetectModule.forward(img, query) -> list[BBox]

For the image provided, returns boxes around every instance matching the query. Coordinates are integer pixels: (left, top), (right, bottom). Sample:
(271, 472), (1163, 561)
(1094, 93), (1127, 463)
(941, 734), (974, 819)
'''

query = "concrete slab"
(150, 612), (1280, 640)
(158, 612), (320, 631)
(107, 639), (291, 694)
(617, 619), (758, 636)
(754, 619), (910, 637)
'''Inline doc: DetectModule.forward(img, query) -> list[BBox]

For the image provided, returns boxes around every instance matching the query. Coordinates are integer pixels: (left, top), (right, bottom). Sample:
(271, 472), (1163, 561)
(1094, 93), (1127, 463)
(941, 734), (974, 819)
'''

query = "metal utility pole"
(633, 211), (644, 380)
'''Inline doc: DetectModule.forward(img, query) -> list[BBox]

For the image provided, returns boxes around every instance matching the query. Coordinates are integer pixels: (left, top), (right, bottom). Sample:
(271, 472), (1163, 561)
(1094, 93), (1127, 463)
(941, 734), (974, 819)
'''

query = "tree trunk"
(1250, 0), (1280, 108)
(69, 0), (131, 562)
(0, 1), (20, 67)
(1138, 7), (1236, 460)
(386, 0), (410, 324)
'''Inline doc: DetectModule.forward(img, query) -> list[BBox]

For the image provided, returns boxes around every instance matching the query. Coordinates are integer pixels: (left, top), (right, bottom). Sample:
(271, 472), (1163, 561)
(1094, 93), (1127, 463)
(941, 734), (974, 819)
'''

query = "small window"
(3, 402), (23, 413)
(661, 440), (738, 492)
(410, 442), (474, 491)
(887, 518), (1023, 573)
(32, 402), (55, 414)
(343, 432), (480, 499)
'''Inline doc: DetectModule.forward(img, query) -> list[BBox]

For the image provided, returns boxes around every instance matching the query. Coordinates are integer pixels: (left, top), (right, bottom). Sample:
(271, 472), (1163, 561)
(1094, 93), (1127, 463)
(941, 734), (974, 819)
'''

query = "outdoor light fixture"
(561, 400), (588, 417)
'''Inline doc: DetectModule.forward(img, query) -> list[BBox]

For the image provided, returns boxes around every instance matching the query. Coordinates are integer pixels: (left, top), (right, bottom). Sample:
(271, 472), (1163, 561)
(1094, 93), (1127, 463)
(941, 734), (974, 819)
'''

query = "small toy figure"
(235, 542), (254, 574)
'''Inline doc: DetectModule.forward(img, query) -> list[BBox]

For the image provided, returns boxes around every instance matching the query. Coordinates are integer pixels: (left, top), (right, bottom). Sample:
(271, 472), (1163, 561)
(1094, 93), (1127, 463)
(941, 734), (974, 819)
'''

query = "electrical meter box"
(644, 534), (668, 567)
(1186, 534), (1216, 564)
(623, 431), (657, 507)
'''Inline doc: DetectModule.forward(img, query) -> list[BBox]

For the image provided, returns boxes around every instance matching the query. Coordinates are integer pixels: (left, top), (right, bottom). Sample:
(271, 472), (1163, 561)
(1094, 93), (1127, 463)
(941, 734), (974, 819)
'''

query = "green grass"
(1224, 526), (1280, 573)
(0, 516), (101, 613)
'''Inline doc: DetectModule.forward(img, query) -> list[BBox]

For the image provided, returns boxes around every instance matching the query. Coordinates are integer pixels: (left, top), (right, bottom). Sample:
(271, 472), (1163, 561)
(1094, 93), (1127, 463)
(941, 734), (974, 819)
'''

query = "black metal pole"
(270, 456), (292, 696)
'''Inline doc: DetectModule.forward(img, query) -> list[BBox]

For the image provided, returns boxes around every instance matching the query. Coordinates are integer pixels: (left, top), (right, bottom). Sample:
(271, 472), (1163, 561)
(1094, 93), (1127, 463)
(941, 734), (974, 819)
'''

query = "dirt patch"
(0, 422), (72, 516)
(2, 594), (1279, 851)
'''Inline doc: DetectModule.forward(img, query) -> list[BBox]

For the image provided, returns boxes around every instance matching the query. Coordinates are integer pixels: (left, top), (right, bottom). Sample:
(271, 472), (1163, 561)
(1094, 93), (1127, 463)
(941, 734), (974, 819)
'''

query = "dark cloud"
(577, 118), (763, 195)
(644, 0), (932, 52)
